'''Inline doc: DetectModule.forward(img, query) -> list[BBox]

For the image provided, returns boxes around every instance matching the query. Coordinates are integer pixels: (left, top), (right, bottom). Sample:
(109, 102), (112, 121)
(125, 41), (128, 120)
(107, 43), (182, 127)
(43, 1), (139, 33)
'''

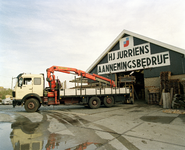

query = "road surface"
(0, 102), (185, 150)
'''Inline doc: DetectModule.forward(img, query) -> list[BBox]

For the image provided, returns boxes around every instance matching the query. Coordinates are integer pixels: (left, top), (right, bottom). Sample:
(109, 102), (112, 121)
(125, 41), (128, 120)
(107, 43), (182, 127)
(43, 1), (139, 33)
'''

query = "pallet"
(148, 93), (160, 105)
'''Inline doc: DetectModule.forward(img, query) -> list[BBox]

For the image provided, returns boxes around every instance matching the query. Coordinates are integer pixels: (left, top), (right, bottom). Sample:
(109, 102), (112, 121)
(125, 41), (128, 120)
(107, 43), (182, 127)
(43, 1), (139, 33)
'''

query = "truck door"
(16, 77), (33, 99)
(32, 77), (43, 96)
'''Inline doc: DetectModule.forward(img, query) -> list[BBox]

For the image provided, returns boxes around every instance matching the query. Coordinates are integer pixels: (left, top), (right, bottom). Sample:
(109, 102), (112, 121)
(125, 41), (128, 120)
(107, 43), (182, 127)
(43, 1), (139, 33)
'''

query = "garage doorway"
(116, 69), (145, 102)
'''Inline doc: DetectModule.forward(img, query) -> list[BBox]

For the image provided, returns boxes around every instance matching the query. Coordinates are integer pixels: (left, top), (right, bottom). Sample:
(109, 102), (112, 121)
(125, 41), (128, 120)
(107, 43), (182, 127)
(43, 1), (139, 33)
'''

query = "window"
(34, 78), (41, 85)
(32, 142), (40, 150)
(23, 78), (32, 85)
(18, 77), (23, 87)
(21, 144), (29, 150)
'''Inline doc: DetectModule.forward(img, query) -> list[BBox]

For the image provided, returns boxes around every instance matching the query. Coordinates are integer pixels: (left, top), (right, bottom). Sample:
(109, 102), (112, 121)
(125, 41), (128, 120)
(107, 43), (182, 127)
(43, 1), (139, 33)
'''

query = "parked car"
(2, 98), (12, 105)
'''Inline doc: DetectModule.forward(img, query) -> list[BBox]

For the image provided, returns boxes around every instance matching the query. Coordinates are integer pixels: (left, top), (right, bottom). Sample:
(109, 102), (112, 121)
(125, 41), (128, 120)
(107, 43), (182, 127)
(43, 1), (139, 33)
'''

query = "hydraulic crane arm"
(46, 66), (115, 90)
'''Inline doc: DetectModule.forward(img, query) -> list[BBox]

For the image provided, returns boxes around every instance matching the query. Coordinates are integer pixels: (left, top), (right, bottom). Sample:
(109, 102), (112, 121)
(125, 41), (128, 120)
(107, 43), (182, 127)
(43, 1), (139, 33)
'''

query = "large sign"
(98, 36), (170, 74)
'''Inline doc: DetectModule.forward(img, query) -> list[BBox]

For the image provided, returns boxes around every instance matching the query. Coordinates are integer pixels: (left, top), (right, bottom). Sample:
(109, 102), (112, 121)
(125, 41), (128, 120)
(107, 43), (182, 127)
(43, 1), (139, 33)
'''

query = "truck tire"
(88, 96), (101, 109)
(104, 96), (114, 107)
(24, 98), (39, 112)
(38, 103), (41, 110)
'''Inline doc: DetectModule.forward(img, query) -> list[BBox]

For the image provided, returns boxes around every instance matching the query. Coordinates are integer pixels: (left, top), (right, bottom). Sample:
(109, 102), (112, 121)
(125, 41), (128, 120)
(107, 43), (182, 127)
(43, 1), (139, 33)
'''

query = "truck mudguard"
(21, 93), (42, 104)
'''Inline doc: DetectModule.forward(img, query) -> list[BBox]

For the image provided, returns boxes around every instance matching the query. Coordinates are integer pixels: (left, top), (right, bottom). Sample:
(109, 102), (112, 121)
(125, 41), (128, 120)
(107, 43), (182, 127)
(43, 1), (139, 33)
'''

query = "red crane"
(46, 66), (115, 90)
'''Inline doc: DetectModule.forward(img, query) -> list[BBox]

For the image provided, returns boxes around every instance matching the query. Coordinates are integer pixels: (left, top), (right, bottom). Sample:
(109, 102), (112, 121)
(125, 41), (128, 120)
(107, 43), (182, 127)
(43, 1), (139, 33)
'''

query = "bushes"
(0, 88), (12, 99)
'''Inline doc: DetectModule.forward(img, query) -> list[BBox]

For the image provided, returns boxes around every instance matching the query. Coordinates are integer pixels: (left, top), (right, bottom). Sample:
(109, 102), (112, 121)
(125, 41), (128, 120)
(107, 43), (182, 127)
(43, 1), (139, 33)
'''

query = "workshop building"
(87, 30), (185, 104)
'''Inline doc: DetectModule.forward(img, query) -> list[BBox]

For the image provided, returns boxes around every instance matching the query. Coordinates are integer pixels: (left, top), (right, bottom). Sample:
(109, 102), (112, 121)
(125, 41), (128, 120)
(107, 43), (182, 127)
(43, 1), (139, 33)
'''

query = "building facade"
(87, 30), (185, 102)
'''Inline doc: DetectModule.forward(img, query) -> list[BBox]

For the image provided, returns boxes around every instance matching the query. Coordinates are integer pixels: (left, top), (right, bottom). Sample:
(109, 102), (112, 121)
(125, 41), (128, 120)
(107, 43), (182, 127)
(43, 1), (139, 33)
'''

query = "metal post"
(125, 81), (126, 93)
(80, 73), (82, 96)
(111, 72), (112, 94)
(119, 81), (120, 94)
(75, 76), (77, 96)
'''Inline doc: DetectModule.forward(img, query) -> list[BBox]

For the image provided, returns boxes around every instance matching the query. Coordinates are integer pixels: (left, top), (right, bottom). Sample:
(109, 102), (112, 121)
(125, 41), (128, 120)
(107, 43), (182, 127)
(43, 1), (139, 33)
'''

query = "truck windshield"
(16, 73), (24, 87)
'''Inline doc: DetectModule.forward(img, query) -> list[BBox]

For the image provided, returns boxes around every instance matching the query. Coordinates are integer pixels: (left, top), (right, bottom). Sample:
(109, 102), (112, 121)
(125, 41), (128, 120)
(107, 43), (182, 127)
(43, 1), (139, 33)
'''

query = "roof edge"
(86, 29), (185, 73)
(86, 29), (126, 73)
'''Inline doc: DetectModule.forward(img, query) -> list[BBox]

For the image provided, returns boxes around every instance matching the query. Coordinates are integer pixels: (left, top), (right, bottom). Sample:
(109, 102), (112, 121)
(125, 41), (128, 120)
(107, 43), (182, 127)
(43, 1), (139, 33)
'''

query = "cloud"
(0, 0), (185, 88)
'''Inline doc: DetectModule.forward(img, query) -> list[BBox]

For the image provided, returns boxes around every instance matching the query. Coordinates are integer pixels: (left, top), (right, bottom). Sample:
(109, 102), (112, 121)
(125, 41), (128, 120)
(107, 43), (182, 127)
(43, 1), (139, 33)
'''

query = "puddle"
(0, 110), (140, 150)
(0, 113), (117, 150)
(140, 116), (176, 124)
(179, 114), (185, 123)
(0, 123), (13, 150)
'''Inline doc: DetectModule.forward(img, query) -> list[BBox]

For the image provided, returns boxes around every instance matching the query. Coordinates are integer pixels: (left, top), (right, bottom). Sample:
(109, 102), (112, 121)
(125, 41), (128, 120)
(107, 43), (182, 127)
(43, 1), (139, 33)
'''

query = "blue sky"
(0, 0), (185, 88)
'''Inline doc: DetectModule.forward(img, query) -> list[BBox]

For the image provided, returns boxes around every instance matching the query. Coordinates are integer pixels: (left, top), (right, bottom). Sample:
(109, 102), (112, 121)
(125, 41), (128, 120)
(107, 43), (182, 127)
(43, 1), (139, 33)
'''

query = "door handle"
(29, 88), (33, 90)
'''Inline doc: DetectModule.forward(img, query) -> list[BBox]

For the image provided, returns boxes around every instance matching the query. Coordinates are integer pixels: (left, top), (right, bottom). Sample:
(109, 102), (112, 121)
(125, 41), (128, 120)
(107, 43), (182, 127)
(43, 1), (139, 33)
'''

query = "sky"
(0, 0), (185, 89)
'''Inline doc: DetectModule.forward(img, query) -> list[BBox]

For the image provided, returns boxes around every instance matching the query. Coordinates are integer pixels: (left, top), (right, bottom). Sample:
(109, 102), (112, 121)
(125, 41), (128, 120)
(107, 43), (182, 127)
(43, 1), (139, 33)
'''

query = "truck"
(12, 66), (132, 112)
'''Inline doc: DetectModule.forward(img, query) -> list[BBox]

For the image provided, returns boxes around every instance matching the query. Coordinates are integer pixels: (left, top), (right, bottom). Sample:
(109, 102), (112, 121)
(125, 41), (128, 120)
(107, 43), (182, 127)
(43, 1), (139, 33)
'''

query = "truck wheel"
(36, 103), (41, 111)
(104, 96), (114, 107)
(24, 98), (39, 112)
(89, 96), (101, 109)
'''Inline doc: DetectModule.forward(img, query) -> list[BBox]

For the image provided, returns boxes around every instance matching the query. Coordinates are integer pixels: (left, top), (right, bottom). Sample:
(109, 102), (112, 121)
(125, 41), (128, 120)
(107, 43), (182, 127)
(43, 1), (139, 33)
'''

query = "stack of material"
(160, 71), (171, 92)
(148, 87), (160, 105)
(181, 80), (185, 96)
(160, 71), (180, 94)
(172, 94), (185, 109)
(119, 76), (136, 83)
(169, 79), (180, 94)
(159, 71), (182, 108)
(119, 76), (135, 103)
(163, 109), (185, 114)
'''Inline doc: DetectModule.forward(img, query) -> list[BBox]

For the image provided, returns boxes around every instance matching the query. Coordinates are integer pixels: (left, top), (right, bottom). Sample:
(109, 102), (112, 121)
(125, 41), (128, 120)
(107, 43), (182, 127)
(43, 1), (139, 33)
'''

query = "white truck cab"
(13, 73), (44, 100)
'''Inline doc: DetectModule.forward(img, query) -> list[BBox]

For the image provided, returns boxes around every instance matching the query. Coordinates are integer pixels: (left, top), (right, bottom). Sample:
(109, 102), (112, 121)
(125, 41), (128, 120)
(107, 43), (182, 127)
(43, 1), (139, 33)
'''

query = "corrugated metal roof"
(87, 29), (185, 73)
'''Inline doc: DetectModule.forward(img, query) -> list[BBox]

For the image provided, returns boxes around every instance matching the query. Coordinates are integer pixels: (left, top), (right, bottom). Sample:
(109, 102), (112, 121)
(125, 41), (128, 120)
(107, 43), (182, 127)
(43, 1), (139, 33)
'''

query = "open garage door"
(116, 69), (145, 102)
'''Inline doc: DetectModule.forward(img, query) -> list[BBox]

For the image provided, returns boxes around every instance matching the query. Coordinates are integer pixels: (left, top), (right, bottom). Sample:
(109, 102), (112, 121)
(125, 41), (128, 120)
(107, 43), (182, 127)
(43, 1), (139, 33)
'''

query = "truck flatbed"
(60, 87), (130, 96)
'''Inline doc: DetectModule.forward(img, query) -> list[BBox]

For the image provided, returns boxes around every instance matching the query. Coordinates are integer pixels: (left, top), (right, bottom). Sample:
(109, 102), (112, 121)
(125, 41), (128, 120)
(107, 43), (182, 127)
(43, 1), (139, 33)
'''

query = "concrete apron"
(0, 103), (185, 150)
